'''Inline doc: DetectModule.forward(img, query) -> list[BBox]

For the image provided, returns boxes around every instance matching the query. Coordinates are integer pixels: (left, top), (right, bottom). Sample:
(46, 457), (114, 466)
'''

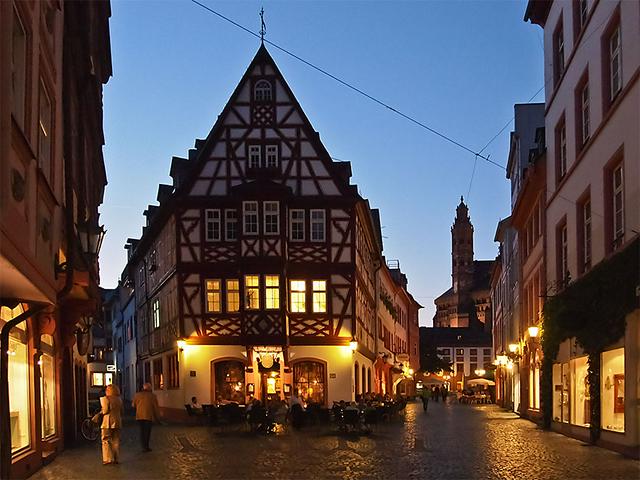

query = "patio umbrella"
(467, 378), (495, 386)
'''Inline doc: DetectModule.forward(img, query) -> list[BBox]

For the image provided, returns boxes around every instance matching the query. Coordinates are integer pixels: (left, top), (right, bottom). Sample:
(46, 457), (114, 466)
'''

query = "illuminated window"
(206, 279), (222, 313)
(40, 334), (56, 438)
(248, 145), (261, 169)
(311, 210), (325, 241)
(312, 280), (326, 313)
(601, 347), (625, 432)
(290, 280), (306, 312)
(243, 201), (258, 234)
(153, 358), (164, 390)
(167, 352), (179, 389)
(214, 361), (245, 404)
(254, 80), (272, 101)
(38, 80), (52, 182)
(226, 279), (240, 312)
(294, 361), (325, 405)
(245, 275), (260, 310)
(266, 145), (278, 168)
(265, 275), (280, 309)
(91, 372), (105, 387)
(290, 210), (305, 241)
(225, 209), (238, 241)
(264, 201), (279, 235)
(152, 299), (160, 329)
(205, 209), (221, 241)
(12, 8), (27, 128)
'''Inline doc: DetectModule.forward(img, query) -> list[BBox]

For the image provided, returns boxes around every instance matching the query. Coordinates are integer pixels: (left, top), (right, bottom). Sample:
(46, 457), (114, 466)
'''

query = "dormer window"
(254, 80), (272, 102)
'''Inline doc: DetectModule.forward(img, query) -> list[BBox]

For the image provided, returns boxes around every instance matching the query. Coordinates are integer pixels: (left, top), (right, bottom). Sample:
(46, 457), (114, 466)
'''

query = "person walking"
(132, 382), (160, 452)
(433, 385), (440, 402)
(441, 385), (448, 404)
(420, 386), (431, 412)
(100, 384), (123, 465)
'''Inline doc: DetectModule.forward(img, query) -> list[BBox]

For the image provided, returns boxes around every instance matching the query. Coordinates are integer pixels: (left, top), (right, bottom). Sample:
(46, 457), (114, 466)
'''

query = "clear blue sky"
(99, 0), (544, 326)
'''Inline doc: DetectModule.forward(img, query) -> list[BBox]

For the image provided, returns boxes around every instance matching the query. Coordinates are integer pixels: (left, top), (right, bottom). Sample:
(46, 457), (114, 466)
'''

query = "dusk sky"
(99, 0), (544, 326)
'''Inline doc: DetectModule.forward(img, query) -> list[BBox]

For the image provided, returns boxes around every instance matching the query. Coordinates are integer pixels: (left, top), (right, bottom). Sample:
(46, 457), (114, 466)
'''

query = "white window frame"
(225, 209), (238, 241)
(559, 121), (567, 179)
(265, 145), (278, 168)
(226, 279), (240, 312)
(289, 280), (306, 313)
(312, 280), (327, 313)
(205, 209), (221, 241)
(243, 201), (258, 235)
(265, 275), (280, 310)
(554, 22), (564, 81)
(12, 7), (27, 128)
(38, 79), (52, 182)
(263, 201), (280, 235)
(289, 209), (305, 242)
(560, 224), (568, 284)
(244, 275), (260, 310)
(609, 25), (622, 100)
(310, 209), (326, 242)
(248, 145), (261, 169)
(581, 82), (590, 144)
(152, 299), (160, 329)
(205, 279), (222, 313)
(613, 163), (624, 242)
(583, 199), (591, 268)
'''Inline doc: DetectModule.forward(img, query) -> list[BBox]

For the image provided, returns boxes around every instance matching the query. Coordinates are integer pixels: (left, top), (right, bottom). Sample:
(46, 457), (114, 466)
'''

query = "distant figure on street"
(441, 385), (448, 403)
(100, 384), (123, 465)
(420, 387), (431, 412)
(433, 386), (440, 402)
(132, 383), (160, 452)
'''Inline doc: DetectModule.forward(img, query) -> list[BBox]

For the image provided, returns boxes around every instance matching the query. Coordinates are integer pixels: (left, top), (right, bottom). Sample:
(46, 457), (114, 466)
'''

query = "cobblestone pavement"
(31, 401), (639, 480)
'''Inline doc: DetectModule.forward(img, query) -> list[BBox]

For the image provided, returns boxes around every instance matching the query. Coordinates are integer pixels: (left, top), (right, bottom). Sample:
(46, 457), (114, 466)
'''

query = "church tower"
(451, 196), (474, 294)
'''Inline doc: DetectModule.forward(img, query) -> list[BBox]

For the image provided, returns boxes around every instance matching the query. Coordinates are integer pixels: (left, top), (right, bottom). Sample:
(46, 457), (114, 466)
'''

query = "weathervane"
(259, 7), (266, 43)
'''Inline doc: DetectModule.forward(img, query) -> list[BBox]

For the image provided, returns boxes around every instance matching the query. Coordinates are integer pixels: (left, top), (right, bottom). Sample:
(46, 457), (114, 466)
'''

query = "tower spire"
(259, 7), (266, 44)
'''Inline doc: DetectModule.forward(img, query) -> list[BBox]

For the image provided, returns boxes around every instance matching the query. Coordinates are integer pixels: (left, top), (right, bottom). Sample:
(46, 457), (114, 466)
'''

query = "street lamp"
(349, 337), (358, 352)
(496, 352), (508, 366)
(508, 343), (518, 353)
(77, 222), (106, 258)
(177, 339), (186, 351)
(528, 326), (540, 338)
(474, 368), (486, 377)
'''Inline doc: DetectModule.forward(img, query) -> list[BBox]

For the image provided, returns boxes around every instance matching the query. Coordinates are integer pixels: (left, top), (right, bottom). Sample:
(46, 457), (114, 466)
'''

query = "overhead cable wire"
(190, 0), (505, 170)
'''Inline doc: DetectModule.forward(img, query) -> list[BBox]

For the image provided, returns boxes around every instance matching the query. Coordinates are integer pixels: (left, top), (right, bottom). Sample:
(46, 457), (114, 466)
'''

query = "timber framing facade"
(123, 45), (419, 415)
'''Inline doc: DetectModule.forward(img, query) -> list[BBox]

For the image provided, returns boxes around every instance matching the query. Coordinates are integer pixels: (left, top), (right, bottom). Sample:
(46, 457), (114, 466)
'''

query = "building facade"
(122, 45), (418, 418)
(0, 1), (111, 477)
(526, 0), (639, 456)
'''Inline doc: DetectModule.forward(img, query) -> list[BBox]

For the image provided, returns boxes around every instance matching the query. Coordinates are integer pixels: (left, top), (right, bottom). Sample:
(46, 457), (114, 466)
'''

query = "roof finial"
(460, 195), (464, 203)
(259, 7), (266, 44)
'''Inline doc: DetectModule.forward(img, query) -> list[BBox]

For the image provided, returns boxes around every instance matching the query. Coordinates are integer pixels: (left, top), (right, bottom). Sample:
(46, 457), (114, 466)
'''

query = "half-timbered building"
(124, 44), (418, 416)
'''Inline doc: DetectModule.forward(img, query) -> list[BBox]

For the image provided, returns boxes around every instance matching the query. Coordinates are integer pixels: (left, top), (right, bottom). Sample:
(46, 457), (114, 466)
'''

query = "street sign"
(106, 364), (116, 372)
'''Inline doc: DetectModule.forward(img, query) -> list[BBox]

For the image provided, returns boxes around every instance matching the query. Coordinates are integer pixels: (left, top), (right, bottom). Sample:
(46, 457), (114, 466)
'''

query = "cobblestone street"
(31, 402), (638, 480)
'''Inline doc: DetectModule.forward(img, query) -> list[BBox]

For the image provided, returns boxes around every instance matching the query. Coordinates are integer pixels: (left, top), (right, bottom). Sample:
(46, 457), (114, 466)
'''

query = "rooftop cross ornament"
(259, 7), (266, 43)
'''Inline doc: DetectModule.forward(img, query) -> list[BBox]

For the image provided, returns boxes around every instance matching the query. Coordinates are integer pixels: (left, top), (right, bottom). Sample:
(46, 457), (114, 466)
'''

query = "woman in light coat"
(100, 384), (124, 465)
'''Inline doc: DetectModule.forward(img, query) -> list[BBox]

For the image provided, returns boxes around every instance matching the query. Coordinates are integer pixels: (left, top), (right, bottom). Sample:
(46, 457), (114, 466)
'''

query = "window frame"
(248, 145), (261, 169)
(205, 279), (222, 313)
(555, 115), (567, 183)
(38, 78), (53, 183)
(243, 201), (259, 235)
(11, 6), (28, 129)
(575, 70), (590, 152)
(263, 201), (280, 235)
(205, 209), (221, 242)
(289, 209), (305, 242)
(265, 144), (279, 168)
(557, 220), (569, 287)
(152, 299), (160, 330)
(225, 209), (238, 241)
(265, 275), (280, 310)
(312, 280), (327, 313)
(226, 279), (240, 313)
(612, 162), (624, 245)
(310, 209), (326, 242)
(553, 18), (565, 86)
(244, 275), (260, 310)
(289, 280), (306, 313)
(254, 80), (273, 102)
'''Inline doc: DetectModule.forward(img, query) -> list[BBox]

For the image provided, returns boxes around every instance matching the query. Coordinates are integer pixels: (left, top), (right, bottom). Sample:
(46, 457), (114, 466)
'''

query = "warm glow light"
(474, 368), (486, 377)
(528, 326), (540, 338)
(349, 338), (358, 351)
(508, 343), (518, 353)
(506, 361), (514, 370)
(408, 369), (414, 376)
(496, 353), (508, 365)
(177, 339), (186, 350)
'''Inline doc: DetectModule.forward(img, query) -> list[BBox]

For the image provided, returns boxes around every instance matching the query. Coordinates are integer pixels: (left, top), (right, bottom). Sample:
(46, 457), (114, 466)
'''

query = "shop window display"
(40, 334), (56, 439)
(1, 305), (31, 454)
(552, 362), (570, 423)
(214, 360), (245, 403)
(293, 361), (325, 405)
(601, 348), (625, 432)
(570, 356), (590, 427)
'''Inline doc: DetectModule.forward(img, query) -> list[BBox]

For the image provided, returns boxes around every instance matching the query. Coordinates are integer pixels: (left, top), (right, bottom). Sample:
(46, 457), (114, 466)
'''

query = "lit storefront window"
(601, 348), (624, 432)
(570, 356), (590, 427)
(40, 334), (56, 439)
(1, 305), (30, 454)
(214, 360), (245, 404)
(529, 350), (541, 410)
(294, 361), (325, 405)
(552, 362), (570, 423)
(91, 372), (113, 387)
